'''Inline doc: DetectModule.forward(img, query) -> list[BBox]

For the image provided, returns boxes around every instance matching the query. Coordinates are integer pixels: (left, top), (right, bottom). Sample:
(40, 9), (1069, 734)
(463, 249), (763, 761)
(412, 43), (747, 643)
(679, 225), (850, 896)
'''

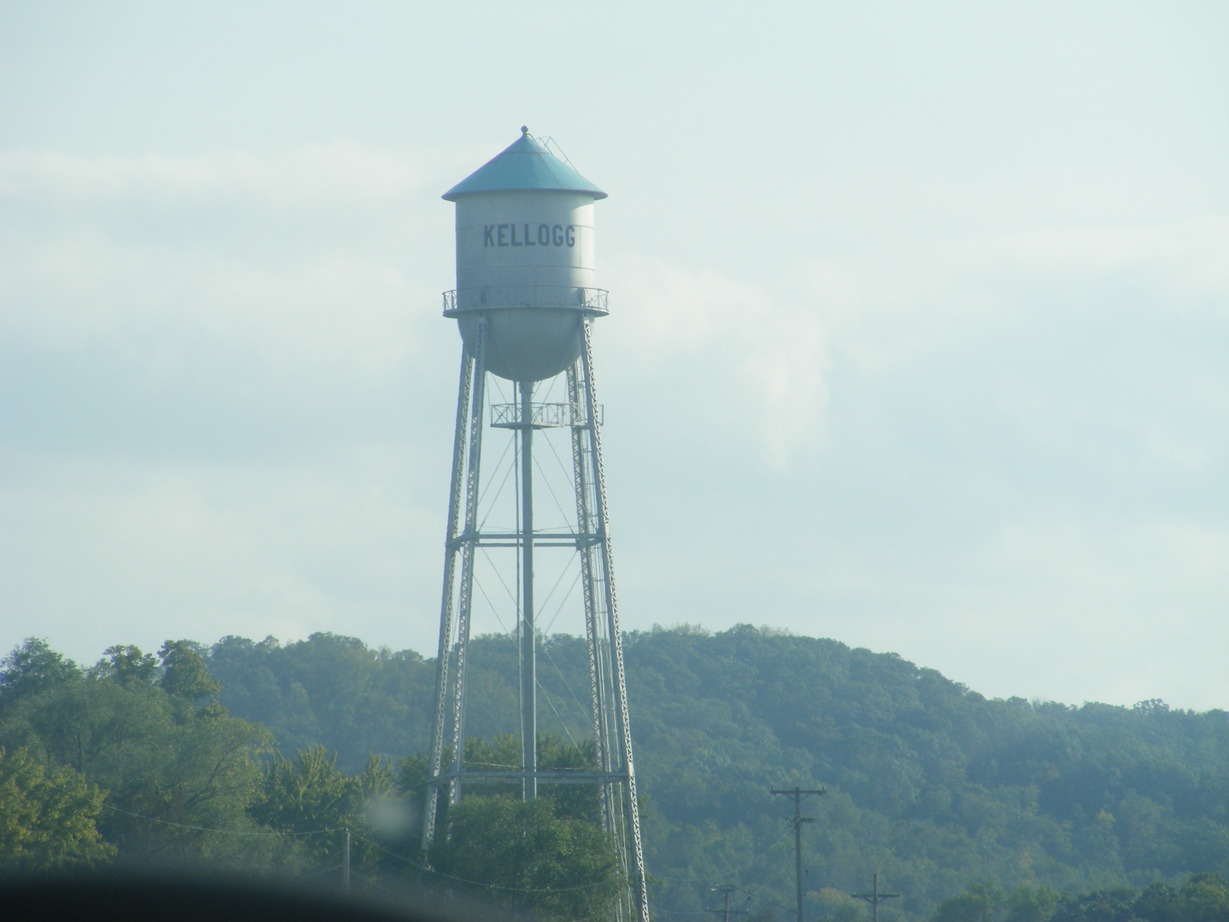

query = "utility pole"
(708, 885), (747, 922)
(852, 873), (899, 922)
(342, 826), (351, 895)
(771, 787), (825, 922)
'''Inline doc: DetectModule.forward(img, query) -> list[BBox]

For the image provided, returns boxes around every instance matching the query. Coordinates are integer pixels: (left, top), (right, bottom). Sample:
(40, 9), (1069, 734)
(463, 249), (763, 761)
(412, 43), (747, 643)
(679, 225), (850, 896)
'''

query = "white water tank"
(442, 127), (608, 383)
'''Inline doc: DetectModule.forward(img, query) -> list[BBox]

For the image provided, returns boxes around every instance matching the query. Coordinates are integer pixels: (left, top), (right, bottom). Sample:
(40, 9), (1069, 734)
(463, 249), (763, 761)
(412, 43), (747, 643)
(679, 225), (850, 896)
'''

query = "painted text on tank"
(483, 224), (577, 248)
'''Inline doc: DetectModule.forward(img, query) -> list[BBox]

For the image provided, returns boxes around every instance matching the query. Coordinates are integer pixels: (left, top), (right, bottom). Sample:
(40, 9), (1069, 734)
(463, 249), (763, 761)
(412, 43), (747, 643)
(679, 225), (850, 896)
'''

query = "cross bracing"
(423, 318), (649, 922)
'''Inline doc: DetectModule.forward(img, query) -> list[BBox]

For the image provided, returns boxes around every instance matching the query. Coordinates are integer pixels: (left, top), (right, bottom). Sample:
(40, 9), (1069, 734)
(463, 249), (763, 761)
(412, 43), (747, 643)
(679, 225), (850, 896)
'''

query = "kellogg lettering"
(483, 223), (577, 248)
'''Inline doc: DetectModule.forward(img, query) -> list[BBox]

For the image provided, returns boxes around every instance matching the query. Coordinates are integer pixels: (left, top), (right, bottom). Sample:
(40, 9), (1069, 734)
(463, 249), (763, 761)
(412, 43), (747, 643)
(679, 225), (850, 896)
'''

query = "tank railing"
(491, 401), (604, 429)
(443, 286), (609, 313)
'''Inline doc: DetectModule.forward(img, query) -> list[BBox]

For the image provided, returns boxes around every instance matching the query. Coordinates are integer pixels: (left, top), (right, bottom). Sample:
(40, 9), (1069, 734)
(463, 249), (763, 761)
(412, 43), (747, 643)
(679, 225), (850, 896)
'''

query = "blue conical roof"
(442, 127), (607, 201)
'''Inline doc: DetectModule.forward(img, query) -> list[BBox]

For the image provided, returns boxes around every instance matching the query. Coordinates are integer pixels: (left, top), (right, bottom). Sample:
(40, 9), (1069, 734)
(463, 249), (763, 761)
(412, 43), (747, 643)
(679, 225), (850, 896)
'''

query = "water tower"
(422, 128), (649, 922)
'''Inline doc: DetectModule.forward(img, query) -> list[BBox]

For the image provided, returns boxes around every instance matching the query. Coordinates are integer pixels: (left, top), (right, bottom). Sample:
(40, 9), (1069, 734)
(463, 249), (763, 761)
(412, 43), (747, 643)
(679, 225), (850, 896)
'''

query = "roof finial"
(521, 125), (529, 135)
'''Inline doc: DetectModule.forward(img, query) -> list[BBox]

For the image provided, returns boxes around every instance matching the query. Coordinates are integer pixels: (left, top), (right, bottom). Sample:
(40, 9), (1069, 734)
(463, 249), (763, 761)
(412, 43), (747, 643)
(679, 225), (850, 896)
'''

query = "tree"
(206, 633), (434, 773)
(25, 625), (1228, 920)
(1004, 885), (1061, 922)
(930, 881), (1002, 922)
(1050, 888), (1136, 922)
(253, 745), (355, 834)
(0, 664), (273, 868)
(0, 638), (80, 709)
(0, 746), (114, 871)
(1170, 873), (1229, 922)
(430, 794), (626, 922)
(93, 645), (158, 686)
(159, 640), (221, 705)
(457, 734), (603, 822)
(1133, 882), (1176, 922)
(251, 745), (404, 881)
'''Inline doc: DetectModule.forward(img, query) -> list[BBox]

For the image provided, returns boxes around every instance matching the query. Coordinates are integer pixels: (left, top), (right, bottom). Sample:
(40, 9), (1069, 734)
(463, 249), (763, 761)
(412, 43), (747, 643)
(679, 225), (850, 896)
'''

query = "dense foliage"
(0, 636), (625, 921)
(615, 626), (1229, 919)
(3, 626), (1229, 922)
(431, 795), (626, 922)
(0, 745), (113, 870)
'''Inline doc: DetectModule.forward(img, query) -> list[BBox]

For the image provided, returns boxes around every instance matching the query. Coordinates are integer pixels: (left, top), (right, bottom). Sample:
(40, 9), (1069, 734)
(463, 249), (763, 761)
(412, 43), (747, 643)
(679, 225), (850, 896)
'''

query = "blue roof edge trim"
(442, 128), (607, 201)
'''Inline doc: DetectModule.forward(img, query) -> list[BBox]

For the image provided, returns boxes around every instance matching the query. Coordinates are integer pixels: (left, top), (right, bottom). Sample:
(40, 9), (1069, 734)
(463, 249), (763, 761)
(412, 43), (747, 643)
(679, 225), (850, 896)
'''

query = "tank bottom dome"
(456, 309), (584, 383)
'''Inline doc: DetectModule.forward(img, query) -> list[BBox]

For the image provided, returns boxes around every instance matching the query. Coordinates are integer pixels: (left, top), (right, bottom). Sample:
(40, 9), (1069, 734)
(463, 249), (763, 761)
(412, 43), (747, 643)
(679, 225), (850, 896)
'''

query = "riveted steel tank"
(442, 128), (608, 383)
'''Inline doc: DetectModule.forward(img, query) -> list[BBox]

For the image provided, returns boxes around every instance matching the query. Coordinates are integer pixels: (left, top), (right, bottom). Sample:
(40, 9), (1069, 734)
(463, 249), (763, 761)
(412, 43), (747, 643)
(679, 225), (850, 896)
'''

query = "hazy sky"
(2, 1), (1226, 710)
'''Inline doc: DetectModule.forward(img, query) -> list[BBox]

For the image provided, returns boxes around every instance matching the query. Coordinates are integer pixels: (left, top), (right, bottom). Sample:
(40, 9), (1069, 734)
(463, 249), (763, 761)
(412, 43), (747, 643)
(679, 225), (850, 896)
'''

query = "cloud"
(1, 144), (448, 373)
(3, 139), (1225, 710)
(0, 142), (424, 215)
(593, 216), (1229, 709)
(1, 152), (431, 368)
(979, 216), (1229, 306)
(0, 145), (456, 663)
(799, 216), (1229, 498)
(960, 515), (1229, 707)
(602, 254), (829, 469)
(0, 449), (441, 667)
(803, 214), (1229, 370)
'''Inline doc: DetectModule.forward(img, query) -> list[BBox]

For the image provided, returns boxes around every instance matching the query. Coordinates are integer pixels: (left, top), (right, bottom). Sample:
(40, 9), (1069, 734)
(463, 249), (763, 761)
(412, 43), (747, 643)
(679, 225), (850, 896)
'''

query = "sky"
(2, 1), (1227, 711)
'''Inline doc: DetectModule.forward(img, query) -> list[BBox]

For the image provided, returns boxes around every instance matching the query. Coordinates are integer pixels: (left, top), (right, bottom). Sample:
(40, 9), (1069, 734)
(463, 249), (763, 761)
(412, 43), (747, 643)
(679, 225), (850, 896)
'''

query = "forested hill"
(200, 625), (1229, 918)
(4, 626), (1229, 921)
